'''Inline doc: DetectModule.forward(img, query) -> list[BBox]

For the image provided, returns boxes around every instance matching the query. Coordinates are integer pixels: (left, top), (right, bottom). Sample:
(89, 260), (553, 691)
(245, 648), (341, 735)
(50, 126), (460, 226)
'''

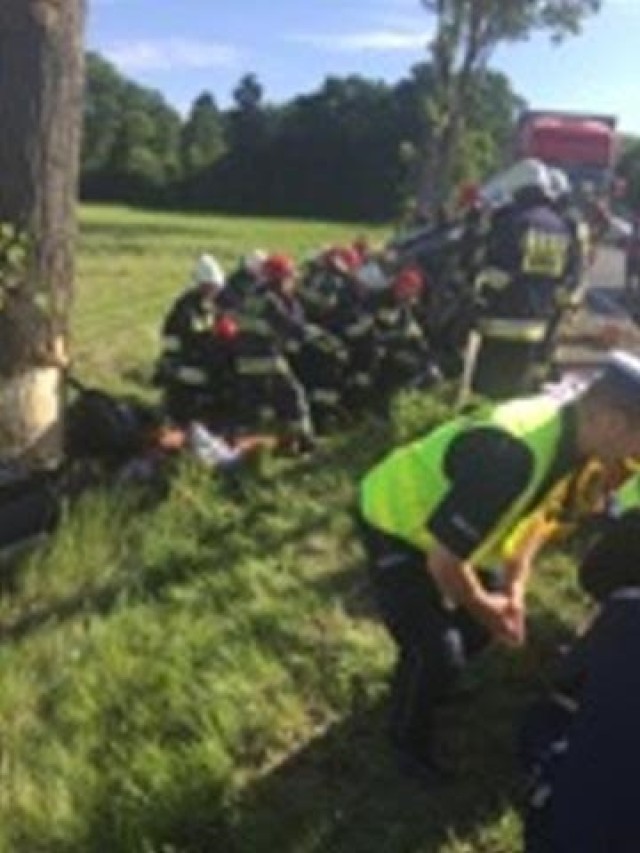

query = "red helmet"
(393, 266), (425, 301)
(324, 245), (361, 275)
(214, 314), (239, 341)
(262, 252), (296, 283)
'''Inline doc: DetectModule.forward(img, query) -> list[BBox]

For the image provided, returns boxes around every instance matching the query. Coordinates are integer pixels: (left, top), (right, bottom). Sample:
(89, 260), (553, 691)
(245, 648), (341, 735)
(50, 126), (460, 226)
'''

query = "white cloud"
(288, 29), (430, 53)
(104, 38), (241, 72)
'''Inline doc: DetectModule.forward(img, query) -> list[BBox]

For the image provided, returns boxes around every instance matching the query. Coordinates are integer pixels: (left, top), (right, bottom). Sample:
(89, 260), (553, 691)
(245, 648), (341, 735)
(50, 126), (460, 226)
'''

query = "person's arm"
(428, 541), (522, 646)
(501, 520), (552, 643)
(425, 426), (536, 646)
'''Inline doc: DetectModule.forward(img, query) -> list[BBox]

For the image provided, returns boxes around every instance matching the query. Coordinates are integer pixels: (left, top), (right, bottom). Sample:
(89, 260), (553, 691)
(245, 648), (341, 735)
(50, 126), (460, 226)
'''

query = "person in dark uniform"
(156, 254), (226, 423)
(356, 352), (640, 785)
(230, 252), (316, 451)
(263, 251), (349, 433)
(521, 507), (640, 853)
(468, 160), (574, 398)
(217, 249), (266, 312)
(371, 265), (440, 411)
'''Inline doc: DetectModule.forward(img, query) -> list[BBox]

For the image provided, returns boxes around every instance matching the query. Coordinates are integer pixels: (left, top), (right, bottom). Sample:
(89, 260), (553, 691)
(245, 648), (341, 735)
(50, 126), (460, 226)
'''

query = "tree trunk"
(0, 0), (85, 482)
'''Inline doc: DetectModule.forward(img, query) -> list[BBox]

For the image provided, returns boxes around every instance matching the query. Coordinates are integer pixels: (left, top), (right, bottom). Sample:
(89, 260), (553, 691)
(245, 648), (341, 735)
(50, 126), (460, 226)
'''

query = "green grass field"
(0, 206), (589, 852)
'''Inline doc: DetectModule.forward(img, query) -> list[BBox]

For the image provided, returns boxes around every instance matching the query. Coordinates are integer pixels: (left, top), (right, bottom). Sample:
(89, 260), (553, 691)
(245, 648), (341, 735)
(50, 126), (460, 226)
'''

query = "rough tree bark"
(0, 0), (85, 482)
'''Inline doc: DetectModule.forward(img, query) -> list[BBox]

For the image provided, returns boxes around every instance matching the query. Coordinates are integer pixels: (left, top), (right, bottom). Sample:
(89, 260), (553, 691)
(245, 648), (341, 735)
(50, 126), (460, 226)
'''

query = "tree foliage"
(82, 53), (181, 203)
(419, 0), (602, 207)
(181, 93), (225, 176)
(81, 53), (523, 221)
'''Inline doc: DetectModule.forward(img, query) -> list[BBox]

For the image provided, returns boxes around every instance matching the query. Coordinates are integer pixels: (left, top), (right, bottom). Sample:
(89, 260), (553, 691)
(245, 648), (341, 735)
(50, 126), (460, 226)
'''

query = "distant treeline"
(82, 52), (525, 221)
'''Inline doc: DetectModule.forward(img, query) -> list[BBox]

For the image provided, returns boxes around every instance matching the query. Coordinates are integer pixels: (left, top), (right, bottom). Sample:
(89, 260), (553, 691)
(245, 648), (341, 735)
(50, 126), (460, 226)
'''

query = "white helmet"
(481, 159), (554, 206)
(193, 253), (225, 288)
(243, 249), (267, 277)
(356, 260), (388, 292)
(548, 168), (571, 200)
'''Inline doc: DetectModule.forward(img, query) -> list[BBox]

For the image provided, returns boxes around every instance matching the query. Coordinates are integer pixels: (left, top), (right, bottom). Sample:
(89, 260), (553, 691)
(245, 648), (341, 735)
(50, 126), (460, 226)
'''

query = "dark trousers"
(358, 515), (494, 759)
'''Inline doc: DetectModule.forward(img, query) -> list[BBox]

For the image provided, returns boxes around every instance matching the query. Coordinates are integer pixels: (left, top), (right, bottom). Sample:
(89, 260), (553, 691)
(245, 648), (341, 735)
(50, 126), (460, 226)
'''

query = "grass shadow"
(228, 694), (519, 853)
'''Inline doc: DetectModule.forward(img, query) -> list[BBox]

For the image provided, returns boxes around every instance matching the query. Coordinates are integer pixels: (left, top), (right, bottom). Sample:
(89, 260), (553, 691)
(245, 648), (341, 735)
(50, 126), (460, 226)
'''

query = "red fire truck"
(516, 110), (618, 194)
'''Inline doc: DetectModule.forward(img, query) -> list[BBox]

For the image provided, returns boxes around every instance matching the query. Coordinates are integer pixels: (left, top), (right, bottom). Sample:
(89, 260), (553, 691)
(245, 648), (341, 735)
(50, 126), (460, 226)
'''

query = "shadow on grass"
(227, 693), (518, 853)
(227, 604), (576, 853)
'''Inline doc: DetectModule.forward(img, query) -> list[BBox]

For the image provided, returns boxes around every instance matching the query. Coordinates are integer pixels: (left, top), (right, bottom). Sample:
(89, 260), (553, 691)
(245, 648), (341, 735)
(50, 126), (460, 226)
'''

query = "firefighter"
(218, 249), (266, 312)
(298, 246), (361, 327)
(356, 351), (640, 786)
(371, 265), (440, 411)
(325, 260), (384, 416)
(549, 168), (591, 312)
(467, 159), (574, 398)
(156, 254), (227, 423)
(263, 251), (349, 432)
(230, 252), (315, 452)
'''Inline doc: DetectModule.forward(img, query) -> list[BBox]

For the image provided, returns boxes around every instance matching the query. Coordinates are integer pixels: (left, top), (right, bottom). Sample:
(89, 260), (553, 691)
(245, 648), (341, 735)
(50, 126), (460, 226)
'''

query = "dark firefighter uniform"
(300, 255), (378, 418)
(371, 283), (437, 410)
(157, 287), (218, 423)
(329, 282), (378, 415)
(298, 260), (343, 327)
(357, 394), (582, 779)
(469, 191), (573, 398)
(521, 510), (640, 853)
(268, 284), (348, 432)
(230, 284), (315, 445)
(557, 202), (591, 311)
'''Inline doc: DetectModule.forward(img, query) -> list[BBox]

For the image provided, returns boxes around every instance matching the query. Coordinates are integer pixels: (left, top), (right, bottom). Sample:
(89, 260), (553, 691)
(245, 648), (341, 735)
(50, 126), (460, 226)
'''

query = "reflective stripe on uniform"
(236, 355), (289, 375)
(477, 317), (547, 342)
(345, 317), (374, 337)
(377, 308), (400, 323)
(175, 366), (209, 386)
(238, 316), (271, 335)
(351, 373), (372, 387)
(162, 336), (181, 354)
(475, 268), (511, 292)
(311, 389), (340, 405)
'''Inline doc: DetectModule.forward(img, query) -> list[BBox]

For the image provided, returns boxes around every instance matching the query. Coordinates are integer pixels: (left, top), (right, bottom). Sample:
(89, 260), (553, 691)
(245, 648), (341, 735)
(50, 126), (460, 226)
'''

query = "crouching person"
(520, 509), (640, 853)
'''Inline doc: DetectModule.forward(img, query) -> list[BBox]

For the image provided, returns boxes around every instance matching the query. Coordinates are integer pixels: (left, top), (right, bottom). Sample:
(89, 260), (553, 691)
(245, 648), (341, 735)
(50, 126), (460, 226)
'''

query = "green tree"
(181, 92), (225, 176)
(419, 0), (602, 208)
(82, 53), (181, 202)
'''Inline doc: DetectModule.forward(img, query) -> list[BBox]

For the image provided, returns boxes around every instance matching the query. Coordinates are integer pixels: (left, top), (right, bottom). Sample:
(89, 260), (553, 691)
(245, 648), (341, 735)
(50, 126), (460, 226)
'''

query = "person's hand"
(503, 584), (527, 648)
(475, 592), (523, 648)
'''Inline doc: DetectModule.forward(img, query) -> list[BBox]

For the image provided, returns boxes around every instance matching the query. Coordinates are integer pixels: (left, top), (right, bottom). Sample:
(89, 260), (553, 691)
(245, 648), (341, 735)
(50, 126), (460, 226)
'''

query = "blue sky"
(88, 0), (640, 134)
